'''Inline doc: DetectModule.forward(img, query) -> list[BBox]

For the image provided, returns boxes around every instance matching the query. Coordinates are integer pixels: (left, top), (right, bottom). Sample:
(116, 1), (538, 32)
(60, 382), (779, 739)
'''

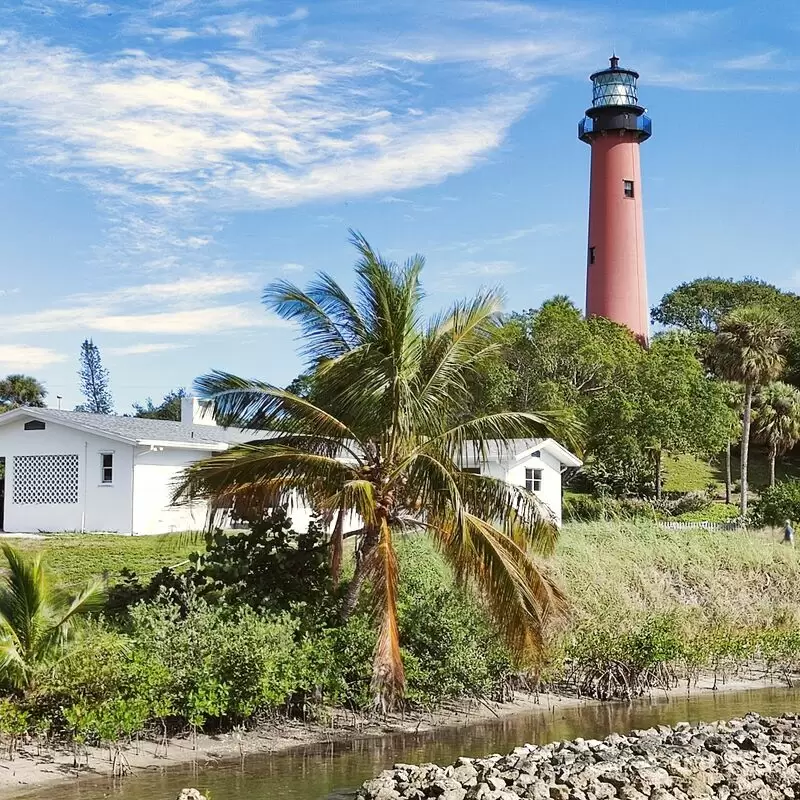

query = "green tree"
(0, 545), (104, 689)
(0, 375), (46, 410)
(710, 307), (790, 516)
(651, 277), (798, 334)
(753, 382), (800, 487)
(636, 335), (730, 499)
(175, 233), (579, 709)
(133, 388), (186, 420)
(76, 339), (113, 414)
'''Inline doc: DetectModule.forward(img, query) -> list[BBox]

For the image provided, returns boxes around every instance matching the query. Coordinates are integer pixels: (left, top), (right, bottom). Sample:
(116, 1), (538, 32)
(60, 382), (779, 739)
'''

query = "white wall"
(503, 449), (564, 526)
(1, 419), (134, 533)
(132, 447), (214, 535)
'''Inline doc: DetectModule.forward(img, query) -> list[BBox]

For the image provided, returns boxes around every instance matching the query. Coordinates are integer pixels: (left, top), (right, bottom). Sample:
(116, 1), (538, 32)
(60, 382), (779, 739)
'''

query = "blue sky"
(0, 0), (798, 411)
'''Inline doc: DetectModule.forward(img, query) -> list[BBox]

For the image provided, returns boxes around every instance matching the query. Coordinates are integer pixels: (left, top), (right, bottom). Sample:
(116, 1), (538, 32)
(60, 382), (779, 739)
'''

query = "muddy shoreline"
(0, 675), (785, 799)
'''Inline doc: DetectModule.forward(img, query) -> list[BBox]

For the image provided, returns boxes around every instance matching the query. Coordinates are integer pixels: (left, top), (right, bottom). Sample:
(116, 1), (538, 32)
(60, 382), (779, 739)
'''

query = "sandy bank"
(0, 674), (785, 799)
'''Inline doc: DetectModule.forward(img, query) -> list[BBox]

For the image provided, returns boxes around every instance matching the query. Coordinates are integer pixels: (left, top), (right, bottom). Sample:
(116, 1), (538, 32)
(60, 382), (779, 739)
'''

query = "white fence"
(661, 520), (745, 531)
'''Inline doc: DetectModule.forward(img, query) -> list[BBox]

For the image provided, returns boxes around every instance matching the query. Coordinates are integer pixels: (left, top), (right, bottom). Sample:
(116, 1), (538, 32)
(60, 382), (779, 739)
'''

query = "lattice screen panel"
(12, 454), (80, 505)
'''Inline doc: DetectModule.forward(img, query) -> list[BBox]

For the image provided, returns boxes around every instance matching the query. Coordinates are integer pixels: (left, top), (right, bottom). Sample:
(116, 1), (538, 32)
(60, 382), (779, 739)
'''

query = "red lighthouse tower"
(579, 56), (651, 343)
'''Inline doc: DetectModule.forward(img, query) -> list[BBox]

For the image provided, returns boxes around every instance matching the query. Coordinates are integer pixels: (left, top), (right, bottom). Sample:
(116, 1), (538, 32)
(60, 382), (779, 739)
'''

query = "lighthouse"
(579, 56), (651, 343)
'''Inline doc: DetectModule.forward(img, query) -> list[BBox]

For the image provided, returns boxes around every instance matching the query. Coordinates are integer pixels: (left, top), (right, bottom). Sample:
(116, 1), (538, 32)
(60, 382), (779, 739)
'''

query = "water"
(14, 686), (800, 800)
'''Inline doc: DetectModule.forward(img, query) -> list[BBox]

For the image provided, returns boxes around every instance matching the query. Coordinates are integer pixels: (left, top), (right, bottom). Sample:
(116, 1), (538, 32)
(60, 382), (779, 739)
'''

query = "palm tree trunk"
(725, 441), (732, 505)
(770, 442), (777, 488)
(340, 531), (378, 622)
(740, 383), (753, 518)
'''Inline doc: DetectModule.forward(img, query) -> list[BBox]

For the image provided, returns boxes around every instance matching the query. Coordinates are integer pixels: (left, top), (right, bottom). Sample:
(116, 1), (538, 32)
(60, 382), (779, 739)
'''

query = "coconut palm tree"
(0, 375), (46, 410)
(753, 382), (800, 487)
(0, 544), (104, 689)
(176, 233), (580, 709)
(710, 307), (789, 516)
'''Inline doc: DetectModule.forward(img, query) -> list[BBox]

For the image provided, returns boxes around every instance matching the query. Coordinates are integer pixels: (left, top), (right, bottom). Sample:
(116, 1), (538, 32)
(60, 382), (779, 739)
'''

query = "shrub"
(394, 537), (513, 706)
(106, 508), (336, 625)
(563, 493), (604, 522)
(753, 480), (800, 527)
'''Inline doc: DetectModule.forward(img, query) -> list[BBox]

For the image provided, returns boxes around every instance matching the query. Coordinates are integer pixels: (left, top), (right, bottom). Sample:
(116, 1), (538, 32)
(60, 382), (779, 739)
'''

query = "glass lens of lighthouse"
(592, 71), (638, 107)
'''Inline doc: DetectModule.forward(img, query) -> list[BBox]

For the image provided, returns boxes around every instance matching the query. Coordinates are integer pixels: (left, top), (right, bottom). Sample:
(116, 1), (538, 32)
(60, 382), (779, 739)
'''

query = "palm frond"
(430, 512), (567, 661)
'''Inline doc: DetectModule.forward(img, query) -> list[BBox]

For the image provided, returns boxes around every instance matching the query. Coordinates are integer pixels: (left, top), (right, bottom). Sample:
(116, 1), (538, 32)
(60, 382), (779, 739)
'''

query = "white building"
(0, 399), (581, 534)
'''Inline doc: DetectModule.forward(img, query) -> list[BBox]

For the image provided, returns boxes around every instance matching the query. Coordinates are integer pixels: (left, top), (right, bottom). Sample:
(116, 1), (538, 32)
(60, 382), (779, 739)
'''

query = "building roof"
(0, 408), (259, 450)
(460, 438), (582, 468)
(0, 409), (582, 465)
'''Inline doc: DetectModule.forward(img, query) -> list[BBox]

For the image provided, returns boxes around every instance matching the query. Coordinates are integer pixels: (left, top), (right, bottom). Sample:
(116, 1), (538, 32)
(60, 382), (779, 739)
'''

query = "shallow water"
(16, 686), (800, 800)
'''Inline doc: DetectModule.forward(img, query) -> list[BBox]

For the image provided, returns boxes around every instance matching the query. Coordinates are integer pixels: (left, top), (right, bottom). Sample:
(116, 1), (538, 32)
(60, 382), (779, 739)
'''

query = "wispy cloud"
(444, 260), (522, 277)
(721, 50), (782, 70)
(0, 344), (66, 368)
(107, 343), (189, 356)
(71, 275), (255, 305)
(439, 223), (560, 254)
(7, 304), (281, 335)
(2, 274), (276, 337)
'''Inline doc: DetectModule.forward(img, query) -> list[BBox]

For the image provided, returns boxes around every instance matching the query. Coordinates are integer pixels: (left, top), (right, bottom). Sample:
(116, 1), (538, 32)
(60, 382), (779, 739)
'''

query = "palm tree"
(176, 233), (580, 709)
(753, 382), (800, 487)
(710, 307), (789, 516)
(0, 544), (104, 689)
(0, 375), (46, 410)
(720, 382), (742, 505)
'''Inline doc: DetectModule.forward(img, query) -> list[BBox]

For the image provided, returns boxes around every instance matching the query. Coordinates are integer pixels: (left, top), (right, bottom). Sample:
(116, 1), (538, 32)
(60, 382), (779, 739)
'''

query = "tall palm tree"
(0, 545), (104, 689)
(720, 382), (743, 505)
(710, 307), (789, 516)
(176, 233), (580, 709)
(753, 381), (800, 487)
(0, 375), (46, 410)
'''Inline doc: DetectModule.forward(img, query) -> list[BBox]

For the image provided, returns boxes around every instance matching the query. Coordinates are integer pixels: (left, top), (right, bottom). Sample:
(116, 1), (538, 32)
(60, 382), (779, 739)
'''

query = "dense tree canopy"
(0, 375), (46, 410)
(651, 277), (800, 334)
(133, 388), (187, 421)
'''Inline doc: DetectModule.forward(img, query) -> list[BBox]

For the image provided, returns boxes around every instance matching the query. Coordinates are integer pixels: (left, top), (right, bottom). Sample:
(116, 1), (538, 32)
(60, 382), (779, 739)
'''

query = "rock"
(550, 784), (570, 800)
(356, 715), (800, 800)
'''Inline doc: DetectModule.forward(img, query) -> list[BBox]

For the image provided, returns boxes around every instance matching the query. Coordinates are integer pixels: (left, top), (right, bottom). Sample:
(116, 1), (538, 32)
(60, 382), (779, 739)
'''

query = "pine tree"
(76, 339), (113, 414)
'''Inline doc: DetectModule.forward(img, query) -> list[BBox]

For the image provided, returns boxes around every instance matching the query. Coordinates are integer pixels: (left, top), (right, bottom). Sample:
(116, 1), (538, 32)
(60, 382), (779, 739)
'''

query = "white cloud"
(0, 344), (66, 368)
(439, 223), (560, 254)
(71, 275), (255, 305)
(107, 343), (189, 356)
(281, 263), (305, 273)
(721, 50), (780, 71)
(7, 304), (282, 335)
(445, 260), (522, 277)
(0, 27), (539, 221)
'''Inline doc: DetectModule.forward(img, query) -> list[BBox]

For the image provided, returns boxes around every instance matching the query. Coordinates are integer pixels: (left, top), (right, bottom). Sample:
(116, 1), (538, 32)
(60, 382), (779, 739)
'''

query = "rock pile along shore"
(357, 714), (800, 800)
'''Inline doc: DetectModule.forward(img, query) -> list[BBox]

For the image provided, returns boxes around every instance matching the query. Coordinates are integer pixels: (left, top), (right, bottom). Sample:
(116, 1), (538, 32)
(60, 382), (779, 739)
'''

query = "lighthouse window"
(589, 246), (596, 264)
(624, 180), (635, 198)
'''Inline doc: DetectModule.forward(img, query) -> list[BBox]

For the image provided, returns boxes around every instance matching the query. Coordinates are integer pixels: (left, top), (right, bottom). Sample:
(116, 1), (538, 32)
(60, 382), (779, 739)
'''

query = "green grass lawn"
(663, 447), (800, 496)
(7, 534), (204, 588)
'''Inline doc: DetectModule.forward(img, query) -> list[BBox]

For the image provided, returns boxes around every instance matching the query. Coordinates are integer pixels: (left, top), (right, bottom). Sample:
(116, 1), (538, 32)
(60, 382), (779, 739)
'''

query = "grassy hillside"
(555, 522), (797, 627)
(548, 522), (800, 694)
(662, 449), (800, 495)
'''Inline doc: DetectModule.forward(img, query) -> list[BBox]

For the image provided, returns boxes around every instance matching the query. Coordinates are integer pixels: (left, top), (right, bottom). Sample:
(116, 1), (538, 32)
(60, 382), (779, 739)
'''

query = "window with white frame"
(525, 467), (543, 492)
(100, 453), (114, 484)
